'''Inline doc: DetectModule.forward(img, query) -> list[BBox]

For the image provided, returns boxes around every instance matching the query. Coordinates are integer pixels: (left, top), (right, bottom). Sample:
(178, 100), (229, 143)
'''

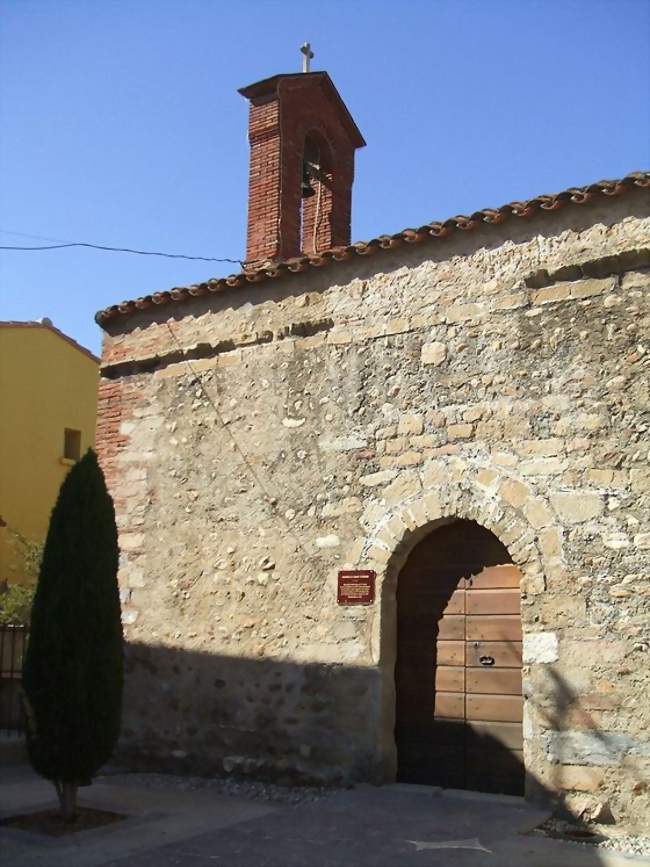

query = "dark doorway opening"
(395, 518), (524, 795)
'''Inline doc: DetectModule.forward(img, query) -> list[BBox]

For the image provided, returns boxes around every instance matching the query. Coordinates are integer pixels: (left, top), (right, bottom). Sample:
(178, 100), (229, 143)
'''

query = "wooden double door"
(395, 520), (524, 795)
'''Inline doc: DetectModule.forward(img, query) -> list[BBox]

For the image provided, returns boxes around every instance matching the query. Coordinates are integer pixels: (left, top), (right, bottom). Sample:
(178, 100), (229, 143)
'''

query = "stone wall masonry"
(97, 195), (650, 830)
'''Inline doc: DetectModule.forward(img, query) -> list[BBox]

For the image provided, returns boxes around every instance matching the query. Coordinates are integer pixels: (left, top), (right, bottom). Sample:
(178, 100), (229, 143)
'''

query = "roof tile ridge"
(95, 170), (650, 326)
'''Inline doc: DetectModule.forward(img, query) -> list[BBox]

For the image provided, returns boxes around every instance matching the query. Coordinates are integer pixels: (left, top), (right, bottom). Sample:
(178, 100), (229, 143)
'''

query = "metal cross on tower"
(300, 42), (314, 73)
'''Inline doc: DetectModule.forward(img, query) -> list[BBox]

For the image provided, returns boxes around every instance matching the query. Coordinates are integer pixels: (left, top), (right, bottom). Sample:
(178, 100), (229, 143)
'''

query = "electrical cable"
(0, 232), (243, 265)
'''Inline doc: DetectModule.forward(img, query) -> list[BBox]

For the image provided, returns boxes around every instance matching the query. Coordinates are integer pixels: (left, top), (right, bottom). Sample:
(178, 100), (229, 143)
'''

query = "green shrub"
(0, 583), (35, 625)
(13, 533), (44, 581)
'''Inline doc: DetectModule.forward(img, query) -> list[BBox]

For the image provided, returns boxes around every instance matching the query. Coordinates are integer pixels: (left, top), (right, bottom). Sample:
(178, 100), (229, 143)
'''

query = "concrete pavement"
(1, 766), (648, 867)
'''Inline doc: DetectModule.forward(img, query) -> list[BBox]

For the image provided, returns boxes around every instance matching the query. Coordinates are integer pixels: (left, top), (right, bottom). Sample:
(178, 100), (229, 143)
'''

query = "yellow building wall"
(0, 325), (99, 584)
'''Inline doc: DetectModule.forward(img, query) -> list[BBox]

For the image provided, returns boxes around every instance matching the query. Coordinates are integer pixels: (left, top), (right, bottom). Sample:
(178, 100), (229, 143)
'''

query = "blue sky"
(1, 0), (648, 355)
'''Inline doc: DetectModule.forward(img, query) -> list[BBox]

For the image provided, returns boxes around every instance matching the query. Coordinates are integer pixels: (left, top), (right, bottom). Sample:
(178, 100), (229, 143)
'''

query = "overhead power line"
(0, 230), (243, 265)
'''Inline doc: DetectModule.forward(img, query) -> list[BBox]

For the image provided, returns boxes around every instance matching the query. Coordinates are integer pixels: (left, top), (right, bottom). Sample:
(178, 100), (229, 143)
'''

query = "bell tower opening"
(300, 132), (335, 255)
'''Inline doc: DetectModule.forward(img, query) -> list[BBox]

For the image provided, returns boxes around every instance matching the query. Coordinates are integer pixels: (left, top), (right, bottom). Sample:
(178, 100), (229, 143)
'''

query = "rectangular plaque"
(337, 570), (376, 606)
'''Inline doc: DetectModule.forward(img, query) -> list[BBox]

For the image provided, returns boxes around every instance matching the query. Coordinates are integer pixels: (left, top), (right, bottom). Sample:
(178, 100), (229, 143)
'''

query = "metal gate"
(0, 625), (28, 734)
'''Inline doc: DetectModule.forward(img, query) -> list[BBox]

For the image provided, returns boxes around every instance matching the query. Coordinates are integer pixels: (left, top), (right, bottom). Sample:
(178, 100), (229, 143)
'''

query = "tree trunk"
(61, 782), (78, 822)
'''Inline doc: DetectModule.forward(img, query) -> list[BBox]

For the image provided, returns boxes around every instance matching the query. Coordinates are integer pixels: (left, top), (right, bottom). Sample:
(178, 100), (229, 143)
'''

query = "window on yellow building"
(63, 428), (81, 461)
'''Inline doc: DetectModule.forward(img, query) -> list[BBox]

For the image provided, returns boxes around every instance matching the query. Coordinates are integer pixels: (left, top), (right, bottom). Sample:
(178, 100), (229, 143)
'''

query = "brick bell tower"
(239, 56), (365, 268)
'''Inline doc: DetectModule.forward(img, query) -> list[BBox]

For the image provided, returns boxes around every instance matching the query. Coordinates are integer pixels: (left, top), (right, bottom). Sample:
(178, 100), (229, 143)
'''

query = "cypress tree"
(22, 449), (122, 820)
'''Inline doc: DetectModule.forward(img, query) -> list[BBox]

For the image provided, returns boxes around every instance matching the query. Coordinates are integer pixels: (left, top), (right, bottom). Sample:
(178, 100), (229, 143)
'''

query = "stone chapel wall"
(97, 194), (650, 829)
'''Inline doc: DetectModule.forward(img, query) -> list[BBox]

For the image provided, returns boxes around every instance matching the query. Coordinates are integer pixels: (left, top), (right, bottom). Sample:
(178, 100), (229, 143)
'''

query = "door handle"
(479, 655), (495, 666)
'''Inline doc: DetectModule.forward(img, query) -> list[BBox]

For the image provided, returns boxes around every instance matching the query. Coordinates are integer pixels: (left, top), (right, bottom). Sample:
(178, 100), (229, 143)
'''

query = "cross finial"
(300, 42), (314, 73)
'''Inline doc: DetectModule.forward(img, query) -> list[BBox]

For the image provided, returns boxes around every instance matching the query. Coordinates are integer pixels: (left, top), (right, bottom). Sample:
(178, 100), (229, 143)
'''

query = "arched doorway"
(395, 518), (524, 795)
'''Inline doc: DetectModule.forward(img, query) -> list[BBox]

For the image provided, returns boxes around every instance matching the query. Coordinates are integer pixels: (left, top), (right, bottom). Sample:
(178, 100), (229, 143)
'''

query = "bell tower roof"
(238, 72), (366, 149)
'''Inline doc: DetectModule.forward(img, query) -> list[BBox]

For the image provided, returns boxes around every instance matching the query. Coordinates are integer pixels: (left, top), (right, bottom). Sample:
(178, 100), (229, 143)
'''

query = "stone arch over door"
(358, 477), (552, 792)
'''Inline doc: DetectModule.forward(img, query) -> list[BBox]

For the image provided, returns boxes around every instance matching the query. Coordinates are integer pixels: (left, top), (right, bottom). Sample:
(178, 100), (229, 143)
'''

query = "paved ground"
(2, 766), (649, 867)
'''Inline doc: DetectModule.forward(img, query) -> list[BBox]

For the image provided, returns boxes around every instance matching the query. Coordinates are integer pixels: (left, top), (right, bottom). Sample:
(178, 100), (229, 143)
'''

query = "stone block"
(410, 434), (437, 448)
(314, 534), (340, 549)
(421, 460), (448, 488)
(539, 594), (586, 626)
(499, 478), (530, 508)
(393, 451), (423, 468)
(447, 423), (473, 440)
(475, 468), (499, 490)
(586, 468), (614, 486)
(575, 412), (609, 432)
(560, 640), (626, 667)
(523, 631), (559, 664)
(405, 499), (430, 530)
(544, 730), (650, 766)
(463, 406), (483, 423)
(542, 557), (568, 582)
(622, 270), (650, 290)
(421, 341), (447, 366)
(385, 515), (409, 543)
(493, 291), (528, 310)
(397, 415), (424, 436)
(524, 498), (554, 530)
(521, 569), (545, 595)
(492, 450), (518, 468)
(360, 470), (397, 487)
(333, 621), (358, 641)
(385, 317), (410, 336)
(580, 691), (621, 711)
(328, 329), (353, 345)
(551, 491), (604, 524)
(630, 468), (650, 492)
(422, 492), (443, 521)
(556, 766), (605, 793)
(445, 302), (485, 323)
(532, 285), (572, 305)
(386, 436), (409, 455)
(426, 410), (446, 428)
(602, 534), (630, 550)
(120, 532), (145, 551)
(570, 277), (616, 300)
(520, 458), (565, 476)
(366, 544), (391, 565)
(424, 444), (460, 459)
(322, 498), (363, 518)
(516, 438), (564, 457)
(319, 435), (368, 452)
(382, 471), (421, 506)
(126, 567), (146, 589)
(538, 526), (562, 559)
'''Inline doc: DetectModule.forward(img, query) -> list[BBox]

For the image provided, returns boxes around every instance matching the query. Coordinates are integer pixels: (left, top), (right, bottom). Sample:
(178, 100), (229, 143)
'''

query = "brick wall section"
(245, 97), (282, 263)
(96, 376), (147, 531)
(97, 194), (650, 831)
(96, 379), (129, 492)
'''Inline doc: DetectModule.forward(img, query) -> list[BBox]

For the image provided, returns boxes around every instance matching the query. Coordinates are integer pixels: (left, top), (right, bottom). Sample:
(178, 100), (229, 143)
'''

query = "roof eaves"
(95, 171), (650, 328)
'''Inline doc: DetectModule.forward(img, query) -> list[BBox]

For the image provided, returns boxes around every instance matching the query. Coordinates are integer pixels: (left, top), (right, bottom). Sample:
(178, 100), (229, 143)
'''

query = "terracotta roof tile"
(95, 172), (650, 327)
